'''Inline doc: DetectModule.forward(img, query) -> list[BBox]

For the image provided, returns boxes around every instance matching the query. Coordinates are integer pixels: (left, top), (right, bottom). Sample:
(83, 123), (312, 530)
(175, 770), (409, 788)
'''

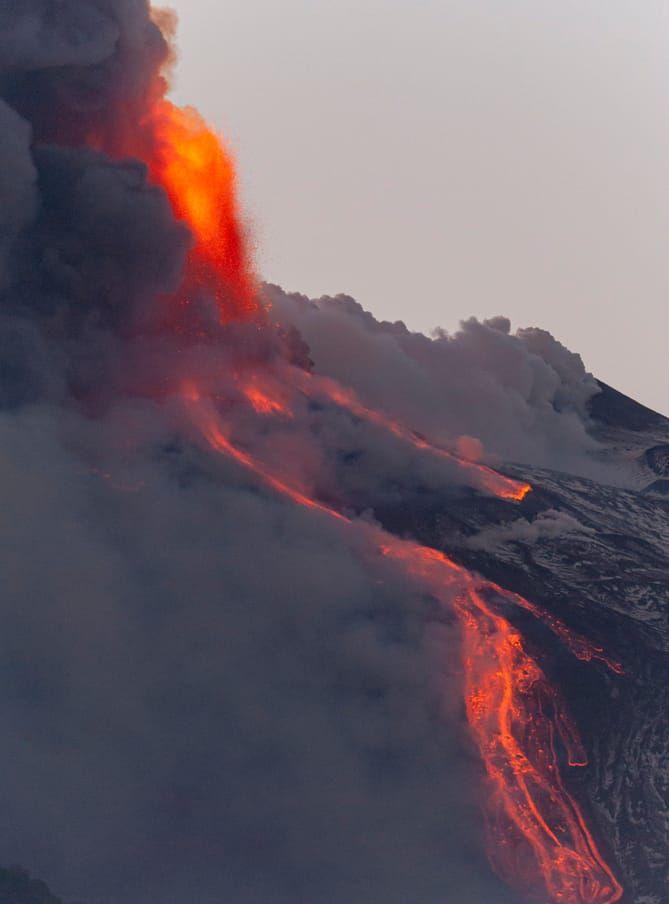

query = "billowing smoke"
(266, 287), (601, 470)
(0, 4), (621, 904)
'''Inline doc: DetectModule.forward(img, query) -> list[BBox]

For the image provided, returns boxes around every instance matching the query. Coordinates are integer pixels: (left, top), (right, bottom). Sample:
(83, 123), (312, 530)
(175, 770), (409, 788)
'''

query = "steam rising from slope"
(266, 287), (601, 469)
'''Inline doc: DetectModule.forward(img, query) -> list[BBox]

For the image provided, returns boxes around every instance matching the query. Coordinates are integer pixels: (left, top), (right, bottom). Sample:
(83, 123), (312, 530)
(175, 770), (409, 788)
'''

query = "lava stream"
(454, 582), (623, 904)
(299, 374), (531, 501)
(183, 392), (623, 904)
(185, 388), (347, 523)
(234, 368), (532, 502)
(233, 373), (621, 674)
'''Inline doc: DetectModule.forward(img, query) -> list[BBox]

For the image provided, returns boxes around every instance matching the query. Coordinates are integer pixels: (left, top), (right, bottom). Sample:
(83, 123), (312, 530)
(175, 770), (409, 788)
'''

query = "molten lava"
(458, 583), (623, 904)
(181, 391), (623, 904)
(183, 384), (347, 521)
(145, 99), (258, 320)
(88, 74), (258, 321)
(296, 373), (532, 502)
(238, 379), (294, 419)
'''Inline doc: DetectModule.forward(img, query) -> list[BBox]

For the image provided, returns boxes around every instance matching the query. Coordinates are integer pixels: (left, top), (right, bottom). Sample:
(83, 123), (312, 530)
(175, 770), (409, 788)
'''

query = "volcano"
(0, 4), (667, 904)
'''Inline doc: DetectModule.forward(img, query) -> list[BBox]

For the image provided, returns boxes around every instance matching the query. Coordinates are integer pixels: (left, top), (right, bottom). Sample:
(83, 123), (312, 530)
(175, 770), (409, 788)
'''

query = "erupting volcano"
(120, 15), (621, 902)
(2, 3), (665, 904)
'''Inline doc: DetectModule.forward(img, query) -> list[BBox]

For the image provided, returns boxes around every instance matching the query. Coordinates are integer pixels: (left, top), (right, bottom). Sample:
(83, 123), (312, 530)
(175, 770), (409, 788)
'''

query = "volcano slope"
(2, 379), (667, 904)
(362, 381), (669, 904)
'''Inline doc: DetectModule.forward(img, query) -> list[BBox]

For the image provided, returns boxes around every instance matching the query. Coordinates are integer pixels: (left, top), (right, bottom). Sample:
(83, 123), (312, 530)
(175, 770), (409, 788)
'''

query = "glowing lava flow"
(390, 543), (624, 904)
(238, 378), (294, 419)
(291, 373), (532, 502)
(504, 589), (624, 677)
(458, 582), (623, 904)
(239, 363), (619, 675)
(182, 393), (623, 904)
(232, 368), (531, 502)
(183, 385), (346, 522)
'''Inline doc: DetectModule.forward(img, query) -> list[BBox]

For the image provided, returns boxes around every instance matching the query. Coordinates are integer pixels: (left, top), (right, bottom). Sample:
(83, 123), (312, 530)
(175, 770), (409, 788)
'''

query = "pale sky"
(167, 0), (669, 413)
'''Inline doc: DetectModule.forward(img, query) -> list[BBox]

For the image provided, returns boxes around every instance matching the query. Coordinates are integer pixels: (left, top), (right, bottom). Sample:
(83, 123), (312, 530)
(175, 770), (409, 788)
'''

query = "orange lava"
(238, 379), (294, 418)
(505, 590), (625, 677)
(387, 540), (624, 904)
(458, 583), (623, 904)
(183, 393), (623, 904)
(299, 374), (532, 502)
(86, 71), (258, 322)
(145, 99), (258, 320)
(185, 389), (348, 523)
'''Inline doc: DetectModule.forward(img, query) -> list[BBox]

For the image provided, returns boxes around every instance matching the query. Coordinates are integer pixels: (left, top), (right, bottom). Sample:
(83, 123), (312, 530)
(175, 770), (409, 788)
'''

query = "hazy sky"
(167, 0), (669, 413)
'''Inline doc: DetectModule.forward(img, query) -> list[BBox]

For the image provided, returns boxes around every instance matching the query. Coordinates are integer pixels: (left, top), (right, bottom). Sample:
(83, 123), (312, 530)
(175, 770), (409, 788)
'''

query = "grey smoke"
(0, 99), (37, 289)
(266, 286), (602, 470)
(466, 508), (595, 551)
(0, 1), (120, 70)
(0, 0), (167, 144)
(0, 402), (521, 904)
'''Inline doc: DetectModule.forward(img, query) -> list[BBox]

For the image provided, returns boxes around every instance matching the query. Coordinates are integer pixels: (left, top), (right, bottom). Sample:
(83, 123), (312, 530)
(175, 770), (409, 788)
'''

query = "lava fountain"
(144, 98), (258, 320)
(84, 21), (259, 324)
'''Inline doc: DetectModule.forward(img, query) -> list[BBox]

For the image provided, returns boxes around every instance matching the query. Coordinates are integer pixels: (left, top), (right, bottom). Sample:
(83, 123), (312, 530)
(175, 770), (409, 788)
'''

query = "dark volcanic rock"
(644, 445), (669, 479)
(590, 381), (665, 433)
(642, 479), (669, 497)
